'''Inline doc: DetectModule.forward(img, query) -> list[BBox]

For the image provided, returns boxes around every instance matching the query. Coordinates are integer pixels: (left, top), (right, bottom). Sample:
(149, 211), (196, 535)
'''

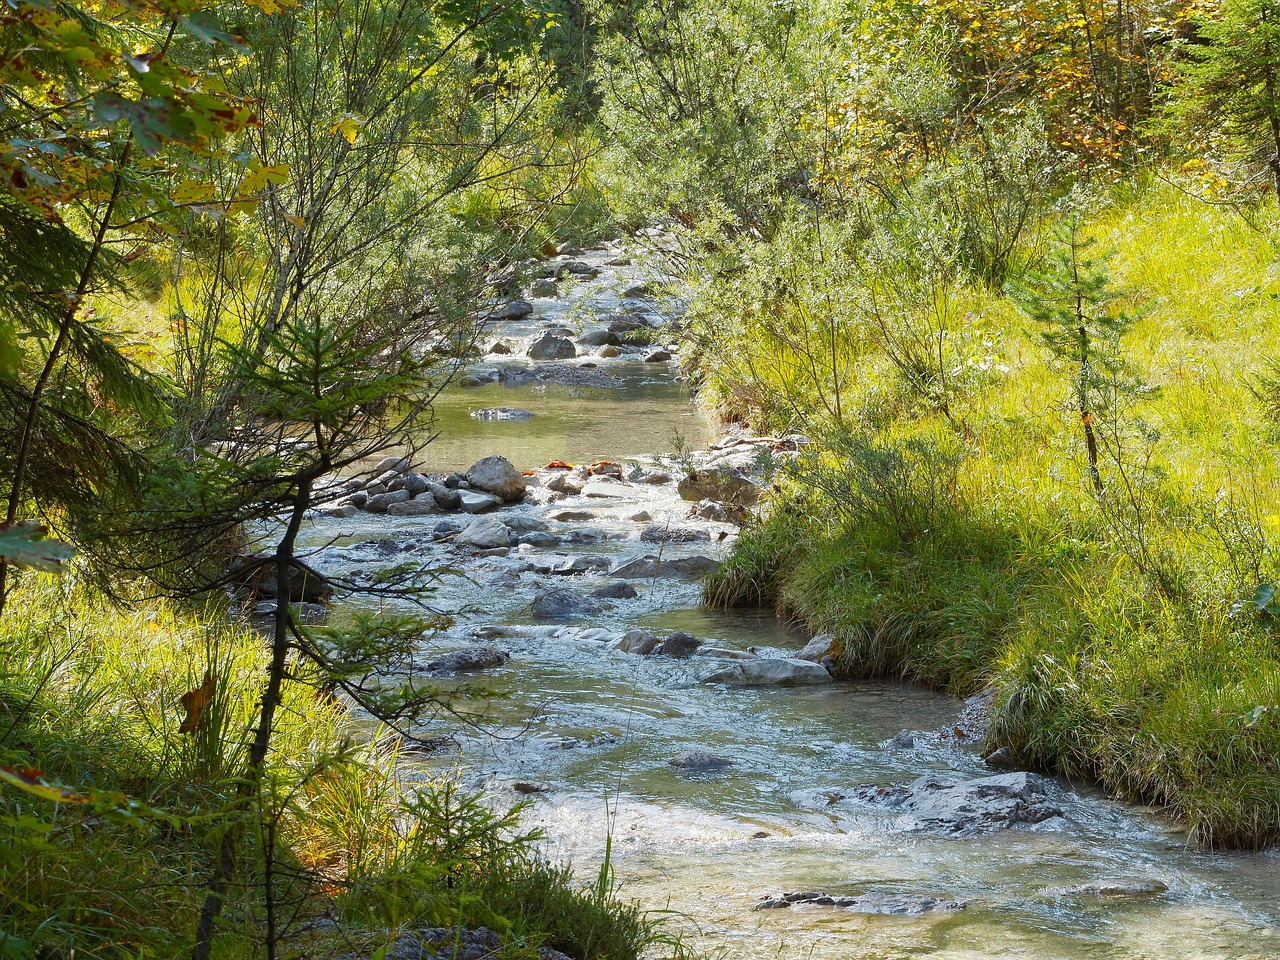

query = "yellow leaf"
(285, 214), (305, 228)
(171, 179), (214, 205)
(330, 114), (363, 145)
(179, 670), (215, 735)
(0, 766), (91, 804)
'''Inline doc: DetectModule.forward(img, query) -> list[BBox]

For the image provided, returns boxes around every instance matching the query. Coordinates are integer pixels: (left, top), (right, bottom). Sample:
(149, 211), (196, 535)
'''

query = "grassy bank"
(698, 184), (1280, 849)
(0, 577), (678, 958)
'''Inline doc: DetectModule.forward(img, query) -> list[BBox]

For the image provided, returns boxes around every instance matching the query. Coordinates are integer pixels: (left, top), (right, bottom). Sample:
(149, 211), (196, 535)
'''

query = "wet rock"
(364, 489), (411, 513)
(598, 345), (621, 358)
(529, 277), (559, 298)
(641, 524), (711, 544)
(615, 629), (660, 654)
(470, 407), (535, 421)
(853, 771), (1066, 837)
(444, 472), (466, 488)
(668, 750), (732, 770)
(623, 282), (657, 299)
(1066, 879), (1168, 898)
(495, 299), (534, 320)
(503, 515), (549, 534)
(609, 555), (660, 578)
(430, 519), (468, 540)
(549, 509), (597, 521)
(668, 555), (720, 576)
(690, 499), (742, 522)
(460, 372), (496, 388)
(886, 730), (932, 750)
(591, 582), (638, 600)
(560, 259), (599, 278)
(534, 556), (608, 575)
(346, 490), (369, 508)
(403, 472), (429, 496)
(628, 510), (652, 522)
(455, 516), (513, 548)
(252, 600), (328, 624)
(581, 477), (630, 498)
(678, 466), (761, 506)
(610, 554), (720, 579)
(956, 686), (996, 740)
(498, 365), (536, 384)
(531, 588), (603, 619)
(983, 747), (1019, 770)
(512, 781), (551, 794)
(577, 329), (624, 347)
(456, 489), (502, 513)
(797, 633), (837, 662)
(489, 339), (512, 354)
(659, 632), (702, 657)
(313, 504), (359, 519)
(545, 474), (584, 495)
(527, 334), (576, 360)
(426, 482), (460, 510)
(754, 890), (966, 916)
(386, 498), (441, 517)
(230, 556), (334, 604)
(519, 531), (560, 548)
(701, 658), (833, 686)
(466, 455), (526, 502)
(644, 349), (672, 362)
(426, 646), (510, 673)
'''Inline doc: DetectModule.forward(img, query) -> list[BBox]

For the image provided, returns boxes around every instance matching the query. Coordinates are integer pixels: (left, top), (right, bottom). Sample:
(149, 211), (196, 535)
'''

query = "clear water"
(291, 242), (1280, 960)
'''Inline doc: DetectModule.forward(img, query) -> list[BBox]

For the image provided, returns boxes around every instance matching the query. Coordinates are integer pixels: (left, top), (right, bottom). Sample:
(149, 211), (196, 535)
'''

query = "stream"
(293, 240), (1280, 960)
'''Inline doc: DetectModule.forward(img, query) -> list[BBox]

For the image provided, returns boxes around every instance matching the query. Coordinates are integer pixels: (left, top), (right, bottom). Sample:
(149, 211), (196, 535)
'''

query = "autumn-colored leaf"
(179, 669), (214, 734)
(0, 766), (90, 804)
(544, 460), (572, 469)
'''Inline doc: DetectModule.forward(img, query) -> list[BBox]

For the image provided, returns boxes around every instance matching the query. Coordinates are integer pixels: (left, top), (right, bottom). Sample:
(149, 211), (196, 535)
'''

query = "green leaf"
(0, 521), (74, 572)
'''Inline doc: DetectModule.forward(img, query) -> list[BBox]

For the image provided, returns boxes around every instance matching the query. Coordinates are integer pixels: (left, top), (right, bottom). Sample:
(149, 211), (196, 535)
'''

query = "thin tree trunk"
(192, 476), (312, 960)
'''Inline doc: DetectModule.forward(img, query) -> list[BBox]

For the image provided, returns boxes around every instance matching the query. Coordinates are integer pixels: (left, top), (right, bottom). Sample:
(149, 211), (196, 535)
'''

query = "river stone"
(470, 407), (535, 421)
(465, 455), (526, 502)
(549, 509), (597, 521)
(364, 489), (411, 513)
(386, 498), (440, 517)
(590, 582), (638, 600)
(610, 555), (660, 578)
(577, 329), (624, 347)
(1066, 879), (1168, 897)
(313, 504), (358, 519)
(854, 771), (1066, 837)
(886, 730), (932, 750)
(529, 277), (559, 298)
(489, 339), (512, 354)
(640, 524), (711, 544)
(581, 477), (630, 498)
(701, 658), (832, 686)
(659, 632), (702, 657)
(983, 746), (1019, 769)
(495, 299), (534, 320)
(754, 890), (966, 915)
(527, 334), (576, 360)
(455, 516), (513, 548)
(623, 282), (656, 299)
(503, 515), (549, 534)
(615, 629), (659, 655)
(608, 315), (650, 333)
(679, 466), (761, 505)
(519, 531), (560, 548)
(643, 348), (672, 362)
(252, 600), (328, 624)
(668, 555), (720, 576)
(456, 489), (502, 513)
(668, 750), (732, 770)
(497, 364), (537, 384)
(560, 259), (599, 278)
(371, 455), (411, 475)
(426, 645), (509, 673)
(609, 554), (719, 579)
(545, 474), (584, 495)
(598, 345), (621, 358)
(426, 482), (460, 510)
(531, 588), (603, 619)
(402, 472), (429, 496)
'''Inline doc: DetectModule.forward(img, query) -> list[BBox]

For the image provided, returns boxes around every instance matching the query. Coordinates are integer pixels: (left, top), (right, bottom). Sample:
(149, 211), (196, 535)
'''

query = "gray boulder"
(678, 466), (761, 505)
(700, 658), (832, 686)
(465, 455), (527, 502)
(590, 582), (638, 600)
(1066, 879), (1168, 897)
(754, 890), (965, 915)
(659, 632), (702, 657)
(641, 524), (710, 544)
(519, 531), (560, 548)
(495, 299), (533, 320)
(577, 329), (623, 347)
(853, 771), (1066, 837)
(427, 482), (460, 510)
(426, 646), (510, 673)
(371, 456), (410, 475)
(503, 515), (549, 534)
(387, 498), (440, 517)
(455, 516), (513, 549)
(529, 277), (559, 298)
(797, 633), (837, 662)
(615, 629), (659, 655)
(527, 334), (576, 360)
(364, 489), (411, 513)
(643, 349), (672, 362)
(403, 472), (429, 496)
(531, 589), (603, 619)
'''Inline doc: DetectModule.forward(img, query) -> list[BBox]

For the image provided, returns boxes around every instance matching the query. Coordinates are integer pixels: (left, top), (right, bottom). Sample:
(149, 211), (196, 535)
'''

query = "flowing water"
(294, 241), (1280, 960)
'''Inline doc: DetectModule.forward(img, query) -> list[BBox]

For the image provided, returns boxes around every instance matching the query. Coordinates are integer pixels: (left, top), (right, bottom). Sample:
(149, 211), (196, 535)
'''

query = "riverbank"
(691, 185), (1280, 850)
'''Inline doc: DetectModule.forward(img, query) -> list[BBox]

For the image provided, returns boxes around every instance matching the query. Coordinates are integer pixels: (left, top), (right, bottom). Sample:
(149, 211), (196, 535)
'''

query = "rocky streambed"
(278, 238), (1280, 960)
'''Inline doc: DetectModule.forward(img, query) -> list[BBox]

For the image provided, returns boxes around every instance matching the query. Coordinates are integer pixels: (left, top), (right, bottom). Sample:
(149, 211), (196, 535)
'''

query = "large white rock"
(700, 658), (832, 686)
(456, 489), (502, 513)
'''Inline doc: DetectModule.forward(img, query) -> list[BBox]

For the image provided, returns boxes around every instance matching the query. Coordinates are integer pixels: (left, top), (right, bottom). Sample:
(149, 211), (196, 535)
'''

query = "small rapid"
(293, 239), (1280, 960)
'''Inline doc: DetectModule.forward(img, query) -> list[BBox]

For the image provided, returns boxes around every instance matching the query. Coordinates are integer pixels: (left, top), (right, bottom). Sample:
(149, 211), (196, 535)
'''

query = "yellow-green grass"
(701, 182), (1280, 848)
